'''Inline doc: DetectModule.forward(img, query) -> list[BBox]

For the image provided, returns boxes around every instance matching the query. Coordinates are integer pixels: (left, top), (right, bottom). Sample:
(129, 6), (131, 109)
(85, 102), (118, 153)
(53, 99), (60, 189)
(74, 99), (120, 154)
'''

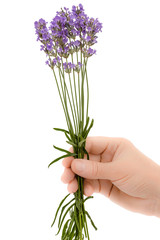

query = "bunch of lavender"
(34, 4), (102, 240)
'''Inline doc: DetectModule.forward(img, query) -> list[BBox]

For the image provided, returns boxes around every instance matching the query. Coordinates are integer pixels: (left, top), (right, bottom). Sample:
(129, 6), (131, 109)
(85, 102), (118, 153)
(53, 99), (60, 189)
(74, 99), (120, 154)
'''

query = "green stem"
(52, 67), (70, 131)
(66, 58), (78, 134)
(59, 67), (77, 135)
(80, 50), (84, 127)
(76, 51), (81, 133)
(84, 58), (89, 121)
(50, 43), (94, 239)
(79, 187), (82, 240)
(71, 52), (79, 135)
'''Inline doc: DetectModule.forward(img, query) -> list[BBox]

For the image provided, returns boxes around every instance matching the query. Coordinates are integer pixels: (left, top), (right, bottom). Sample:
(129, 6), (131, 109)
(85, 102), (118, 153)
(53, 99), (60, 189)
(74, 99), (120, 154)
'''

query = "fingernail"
(75, 160), (85, 172)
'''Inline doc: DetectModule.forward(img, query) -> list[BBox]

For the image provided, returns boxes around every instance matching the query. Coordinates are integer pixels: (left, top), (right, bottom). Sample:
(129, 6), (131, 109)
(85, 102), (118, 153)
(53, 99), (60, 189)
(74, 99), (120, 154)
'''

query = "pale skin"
(61, 137), (160, 217)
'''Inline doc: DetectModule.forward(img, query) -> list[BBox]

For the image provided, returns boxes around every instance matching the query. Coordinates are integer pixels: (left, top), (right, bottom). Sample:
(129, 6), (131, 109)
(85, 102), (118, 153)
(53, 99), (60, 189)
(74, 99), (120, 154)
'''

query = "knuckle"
(92, 162), (99, 177)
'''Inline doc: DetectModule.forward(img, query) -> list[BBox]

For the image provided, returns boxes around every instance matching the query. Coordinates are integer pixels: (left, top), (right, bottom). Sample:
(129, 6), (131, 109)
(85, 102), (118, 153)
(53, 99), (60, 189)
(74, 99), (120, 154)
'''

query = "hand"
(61, 137), (160, 217)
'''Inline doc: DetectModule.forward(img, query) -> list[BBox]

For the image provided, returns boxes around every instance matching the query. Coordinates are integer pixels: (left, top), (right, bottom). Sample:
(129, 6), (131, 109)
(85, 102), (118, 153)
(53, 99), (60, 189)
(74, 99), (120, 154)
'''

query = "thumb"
(71, 159), (116, 180)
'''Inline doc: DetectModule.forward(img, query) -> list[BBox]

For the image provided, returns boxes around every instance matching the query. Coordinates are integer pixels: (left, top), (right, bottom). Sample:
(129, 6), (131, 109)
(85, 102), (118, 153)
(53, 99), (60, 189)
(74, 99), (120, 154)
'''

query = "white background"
(0, 0), (160, 239)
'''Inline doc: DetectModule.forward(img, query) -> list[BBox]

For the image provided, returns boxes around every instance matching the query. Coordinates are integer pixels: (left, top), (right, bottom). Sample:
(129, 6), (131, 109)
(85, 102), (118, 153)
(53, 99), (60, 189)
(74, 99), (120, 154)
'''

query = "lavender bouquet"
(34, 4), (102, 239)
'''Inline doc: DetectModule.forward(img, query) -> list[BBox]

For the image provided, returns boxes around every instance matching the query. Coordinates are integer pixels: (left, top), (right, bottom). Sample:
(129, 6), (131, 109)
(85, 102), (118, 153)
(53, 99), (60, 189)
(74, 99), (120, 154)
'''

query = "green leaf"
(61, 219), (71, 239)
(84, 119), (94, 138)
(69, 224), (76, 240)
(74, 205), (80, 231)
(58, 198), (75, 228)
(78, 139), (86, 148)
(66, 141), (77, 148)
(81, 213), (87, 238)
(53, 128), (69, 134)
(83, 117), (90, 135)
(79, 121), (83, 135)
(83, 196), (94, 203)
(75, 198), (82, 212)
(83, 147), (89, 160)
(56, 203), (75, 235)
(85, 211), (97, 231)
(65, 132), (72, 142)
(53, 145), (72, 154)
(69, 208), (74, 220)
(54, 128), (73, 142)
(51, 193), (70, 227)
(62, 219), (74, 239)
(48, 153), (77, 168)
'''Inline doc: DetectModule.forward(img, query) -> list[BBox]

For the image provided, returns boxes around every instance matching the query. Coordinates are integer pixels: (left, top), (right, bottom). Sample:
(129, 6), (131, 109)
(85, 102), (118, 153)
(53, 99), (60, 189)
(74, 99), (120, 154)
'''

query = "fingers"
(99, 179), (113, 197)
(62, 147), (74, 167)
(62, 156), (74, 168)
(61, 168), (75, 184)
(71, 159), (117, 180)
(85, 136), (122, 155)
(67, 178), (94, 196)
(63, 136), (123, 167)
(66, 177), (94, 195)
(67, 178), (78, 193)
(61, 166), (108, 196)
(84, 179), (98, 196)
(61, 164), (99, 195)
(62, 153), (100, 169)
(62, 136), (122, 168)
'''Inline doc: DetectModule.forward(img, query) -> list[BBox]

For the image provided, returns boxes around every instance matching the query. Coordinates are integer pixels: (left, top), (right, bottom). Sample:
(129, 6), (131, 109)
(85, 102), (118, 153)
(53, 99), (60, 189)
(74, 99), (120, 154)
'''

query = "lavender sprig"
(34, 4), (102, 240)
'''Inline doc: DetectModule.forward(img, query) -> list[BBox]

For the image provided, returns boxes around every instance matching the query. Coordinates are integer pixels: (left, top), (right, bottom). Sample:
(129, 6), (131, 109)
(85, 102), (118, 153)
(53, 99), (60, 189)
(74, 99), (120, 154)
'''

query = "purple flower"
(46, 43), (53, 51)
(34, 18), (53, 53)
(74, 62), (83, 73)
(39, 18), (47, 25)
(57, 56), (61, 62)
(53, 57), (61, 65)
(82, 47), (96, 57)
(57, 48), (63, 54)
(42, 33), (49, 41)
(74, 40), (81, 47)
(34, 4), (102, 61)
(87, 48), (96, 56)
(47, 56), (61, 68)
(79, 4), (84, 11)
(78, 62), (82, 68)
(45, 60), (49, 65)
(63, 62), (68, 70)
(69, 63), (75, 69)
(63, 62), (75, 73)
(86, 36), (91, 42)
(40, 45), (44, 51)
(64, 7), (69, 11)
(87, 26), (92, 32)
(53, 58), (57, 65)
(72, 5), (77, 13)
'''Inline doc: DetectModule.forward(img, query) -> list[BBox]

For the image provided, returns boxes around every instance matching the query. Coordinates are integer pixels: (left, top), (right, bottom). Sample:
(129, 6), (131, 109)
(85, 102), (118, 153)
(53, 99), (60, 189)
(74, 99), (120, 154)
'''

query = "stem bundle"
(34, 4), (103, 239)
(48, 51), (97, 239)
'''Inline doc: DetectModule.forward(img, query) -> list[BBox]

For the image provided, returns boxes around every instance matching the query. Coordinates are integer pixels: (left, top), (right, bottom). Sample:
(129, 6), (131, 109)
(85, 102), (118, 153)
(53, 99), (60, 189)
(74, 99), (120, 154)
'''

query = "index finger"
(85, 136), (122, 155)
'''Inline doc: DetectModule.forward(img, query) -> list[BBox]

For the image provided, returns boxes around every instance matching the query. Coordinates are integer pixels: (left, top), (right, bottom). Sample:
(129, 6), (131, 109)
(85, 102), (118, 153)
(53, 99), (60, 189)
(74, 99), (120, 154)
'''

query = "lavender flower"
(34, 4), (102, 67)
(74, 40), (81, 47)
(34, 18), (53, 54)
(63, 62), (75, 73)
(74, 62), (83, 73)
(87, 47), (96, 56)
